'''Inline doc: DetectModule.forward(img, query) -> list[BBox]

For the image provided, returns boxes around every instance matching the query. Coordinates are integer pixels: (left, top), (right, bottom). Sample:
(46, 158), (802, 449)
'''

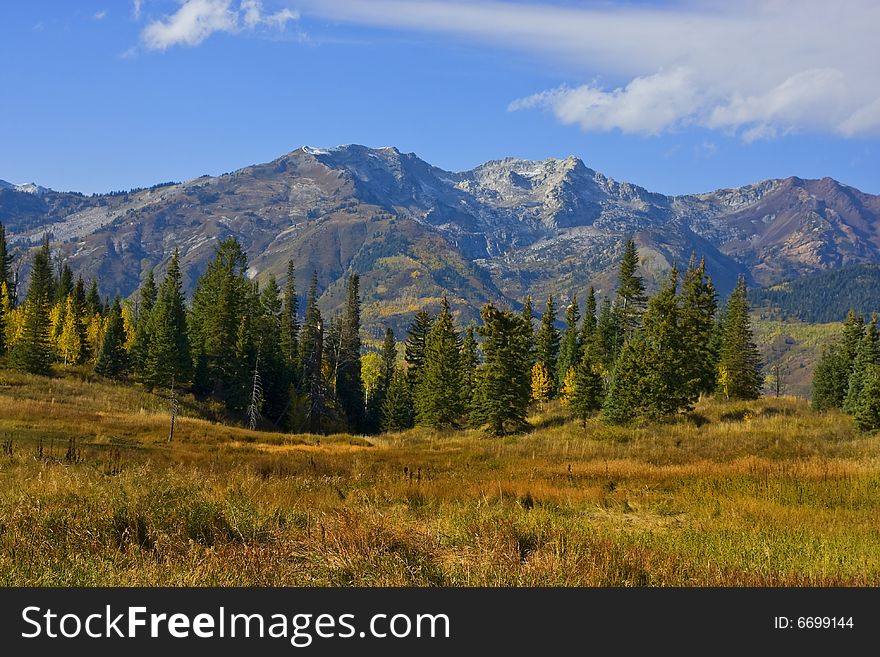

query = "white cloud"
(133, 0), (143, 20)
(94, 10), (108, 20)
(141, 0), (299, 50)
(303, 0), (880, 140)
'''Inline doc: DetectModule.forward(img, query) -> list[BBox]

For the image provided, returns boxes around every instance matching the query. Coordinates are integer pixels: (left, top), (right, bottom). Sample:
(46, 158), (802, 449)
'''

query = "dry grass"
(1, 369), (879, 586)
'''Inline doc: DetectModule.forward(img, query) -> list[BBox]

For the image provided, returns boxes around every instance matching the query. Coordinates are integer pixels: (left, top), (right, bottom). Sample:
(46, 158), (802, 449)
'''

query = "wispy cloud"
(133, 0), (143, 20)
(302, 0), (880, 140)
(93, 10), (108, 20)
(141, 0), (299, 51)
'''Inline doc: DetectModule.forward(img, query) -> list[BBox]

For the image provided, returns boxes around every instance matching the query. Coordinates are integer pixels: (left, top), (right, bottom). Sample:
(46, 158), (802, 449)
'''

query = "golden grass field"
(1, 368), (879, 586)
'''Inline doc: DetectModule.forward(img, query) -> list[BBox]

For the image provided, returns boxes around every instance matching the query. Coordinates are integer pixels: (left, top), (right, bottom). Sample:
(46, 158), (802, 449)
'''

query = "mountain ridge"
(2, 145), (878, 335)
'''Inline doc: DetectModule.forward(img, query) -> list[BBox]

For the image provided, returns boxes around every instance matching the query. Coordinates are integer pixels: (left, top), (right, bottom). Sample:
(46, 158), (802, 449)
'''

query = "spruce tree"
(10, 240), (53, 375)
(521, 295), (536, 369)
(812, 344), (850, 411)
(366, 328), (397, 432)
(853, 364), (880, 431)
(143, 250), (191, 389)
(415, 298), (464, 429)
(256, 276), (288, 423)
(594, 295), (620, 371)
(602, 333), (659, 424)
(131, 270), (157, 374)
(299, 271), (325, 433)
(404, 309), (434, 390)
(557, 295), (580, 389)
(568, 346), (604, 427)
(843, 316), (879, 414)
(614, 239), (646, 337)
(54, 262), (73, 306)
(96, 298), (128, 377)
(535, 295), (560, 395)
(716, 276), (763, 400)
(86, 279), (103, 316)
(381, 367), (413, 432)
(679, 256), (718, 397)
(336, 274), (365, 432)
(460, 324), (480, 416)
(473, 304), (532, 435)
(579, 286), (597, 348)
(0, 222), (11, 304)
(280, 260), (300, 372)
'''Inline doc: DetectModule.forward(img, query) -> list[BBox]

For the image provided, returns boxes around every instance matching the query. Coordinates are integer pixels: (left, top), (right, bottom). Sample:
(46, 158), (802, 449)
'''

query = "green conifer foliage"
(96, 298), (128, 377)
(473, 304), (532, 435)
(299, 271), (325, 433)
(568, 346), (605, 426)
(853, 364), (880, 431)
(404, 309), (434, 391)
(679, 256), (718, 397)
(843, 316), (879, 414)
(11, 239), (53, 375)
(716, 276), (763, 400)
(142, 250), (191, 389)
(381, 367), (414, 432)
(337, 274), (365, 432)
(557, 295), (580, 389)
(614, 239), (646, 337)
(414, 298), (464, 429)
(535, 295), (560, 395)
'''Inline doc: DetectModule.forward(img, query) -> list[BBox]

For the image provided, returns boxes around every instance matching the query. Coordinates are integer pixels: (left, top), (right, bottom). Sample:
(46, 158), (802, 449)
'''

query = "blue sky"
(1, 0), (878, 196)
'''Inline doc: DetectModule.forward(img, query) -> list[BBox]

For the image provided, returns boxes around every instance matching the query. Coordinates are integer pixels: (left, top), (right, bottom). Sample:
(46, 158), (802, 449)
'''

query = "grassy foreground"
(1, 370), (879, 586)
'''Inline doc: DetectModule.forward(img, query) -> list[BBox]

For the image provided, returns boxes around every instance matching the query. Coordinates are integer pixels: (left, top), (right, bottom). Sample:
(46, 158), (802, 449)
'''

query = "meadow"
(1, 369), (879, 586)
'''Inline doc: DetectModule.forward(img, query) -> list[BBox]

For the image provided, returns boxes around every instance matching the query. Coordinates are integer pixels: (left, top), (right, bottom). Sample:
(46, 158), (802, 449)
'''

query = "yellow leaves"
(86, 312), (107, 364)
(531, 362), (552, 404)
(121, 301), (136, 350)
(360, 351), (383, 401)
(559, 367), (576, 406)
(717, 364), (731, 400)
(58, 296), (83, 366)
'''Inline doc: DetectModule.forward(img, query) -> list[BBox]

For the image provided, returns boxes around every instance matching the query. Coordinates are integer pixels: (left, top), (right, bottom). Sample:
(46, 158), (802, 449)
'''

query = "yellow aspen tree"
(58, 296), (83, 365)
(530, 362), (552, 410)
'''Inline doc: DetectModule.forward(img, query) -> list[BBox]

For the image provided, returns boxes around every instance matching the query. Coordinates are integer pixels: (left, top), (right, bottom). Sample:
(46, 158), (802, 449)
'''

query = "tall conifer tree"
(535, 295), (560, 395)
(415, 298), (463, 429)
(11, 239), (53, 375)
(557, 295), (581, 389)
(716, 276), (763, 400)
(337, 274), (364, 432)
(143, 250), (191, 389)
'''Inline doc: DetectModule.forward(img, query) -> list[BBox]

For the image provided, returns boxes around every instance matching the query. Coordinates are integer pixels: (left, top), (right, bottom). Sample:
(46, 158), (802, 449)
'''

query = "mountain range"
(2, 145), (879, 336)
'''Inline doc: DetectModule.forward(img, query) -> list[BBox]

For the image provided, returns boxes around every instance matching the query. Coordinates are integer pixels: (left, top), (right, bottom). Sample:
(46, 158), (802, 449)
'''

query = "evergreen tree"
(679, 256), (718, 397)
(255, 275), (288, 423)
(86, 279), (103, 316)
(601, 334), (659, 424)
(280, 260), (300, 372)
(142, 250), (191, 389)
(10, 240), (53, 375)
(843, 316), (879, 414)
(521, 295), (536, 369)
(415, 298), (464, 429)
(840, 309), (866, 364)
(0, 222), (11, 305)
(404, 309), (434, 390)
(535, 295), (560, 395)
(366, 328), (397, 432)
(95, 298), (128, 377)
(131, 270), (157, 374)
(614, 239), (646, 337)
(812, 344), (850, 411)
(299, 271), (325, 433)
(568, 346), (604, 426)
(460, 324), (480, 416)
(473, 304), (532, 435)
(188, 238), (251, 405)
(381, 367), (414, 432)
(594, 295), (620, 372)
(336, 274), (365, 432)
(54, 262), (73, 306)
(579, 286), (597, 348)
(557, 295), (580, 389)
(716, 276), (763, 400)
(853, 364), (880, 431)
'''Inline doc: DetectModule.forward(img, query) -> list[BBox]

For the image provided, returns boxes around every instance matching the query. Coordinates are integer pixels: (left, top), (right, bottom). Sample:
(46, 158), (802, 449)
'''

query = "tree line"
(0, 224), (764, 435)
(812, 310), (880, 430)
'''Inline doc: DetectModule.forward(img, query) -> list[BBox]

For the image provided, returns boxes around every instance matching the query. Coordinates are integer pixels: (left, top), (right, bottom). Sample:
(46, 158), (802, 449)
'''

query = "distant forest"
(750, 264), (880, 323)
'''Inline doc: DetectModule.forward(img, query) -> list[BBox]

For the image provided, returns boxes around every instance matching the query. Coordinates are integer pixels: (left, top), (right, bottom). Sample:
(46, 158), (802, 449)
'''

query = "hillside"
(3, 146), (880, 334)
(751, 264), (880, 323)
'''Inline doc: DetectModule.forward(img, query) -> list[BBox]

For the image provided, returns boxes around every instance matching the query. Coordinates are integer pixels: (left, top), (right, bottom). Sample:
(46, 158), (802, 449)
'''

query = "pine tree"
(143, 250), (191, 389)
(473, 304), (532, 435)
(679, 256), (718, 397)
(0, 222), (12, 305)
(716, 276), (763, 400)
(812, 344), (850, 411)
(96, 298), (128, 377)
(521, 295), (536, 369)
(280, 260), (300, 372)
(579, 286), (597, 348)
(366, 328), (397, 433)
(614, 239), (646, 337)
(853, 364), (880, 431)
(10, 240), (53, 375)
(535, 295), (560, 395)
(460, 324), (480, 416)
(131, 269), (157, 374)
(843, 316), (879, 414)
(54, 262), (73, 306)
(568, 346), (605, 426)
(299, 271), (324, 433)
(415, 298), (464, 429)
(256, 275), (288, 423)
(381, 367), (413, 432)
(86, 279), (103, 316)
(557, 295), (580, 389)
(601, 333), (659, 424)
(594, 295), (620, 372)
(404, 309), (434, 391)
(336, 274), (365, 433)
